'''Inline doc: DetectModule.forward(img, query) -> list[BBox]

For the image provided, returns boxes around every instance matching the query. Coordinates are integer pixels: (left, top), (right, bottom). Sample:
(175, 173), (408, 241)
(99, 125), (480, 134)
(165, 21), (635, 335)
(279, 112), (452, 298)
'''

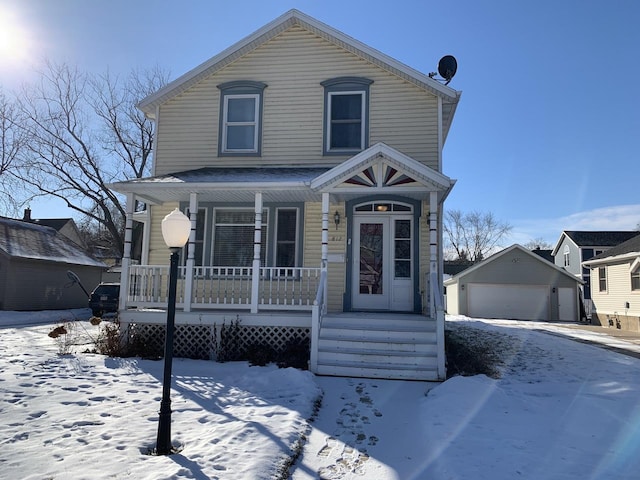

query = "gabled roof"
(444, 244), (582, 286)
(0, 217), (105, 268)
(31, 218), (72, 230)
(137, 9), (461, 139)
(310, 142), (455, 201)
(551, 230), (639, 256)
(583, 233), (640, 267)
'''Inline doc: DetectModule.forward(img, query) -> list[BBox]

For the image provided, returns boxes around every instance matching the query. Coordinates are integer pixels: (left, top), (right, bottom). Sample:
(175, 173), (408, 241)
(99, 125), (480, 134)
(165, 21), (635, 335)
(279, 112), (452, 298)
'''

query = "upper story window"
(217, 81), (267, 156)
(563, 245), (570, 267)
(321, 77), (373, 155)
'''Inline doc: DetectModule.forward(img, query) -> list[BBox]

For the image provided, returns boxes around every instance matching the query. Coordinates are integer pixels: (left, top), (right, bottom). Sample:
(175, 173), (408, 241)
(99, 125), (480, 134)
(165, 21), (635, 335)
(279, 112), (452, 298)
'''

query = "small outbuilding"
(0, 216), (106, 311)
(445, 244), (582, 321)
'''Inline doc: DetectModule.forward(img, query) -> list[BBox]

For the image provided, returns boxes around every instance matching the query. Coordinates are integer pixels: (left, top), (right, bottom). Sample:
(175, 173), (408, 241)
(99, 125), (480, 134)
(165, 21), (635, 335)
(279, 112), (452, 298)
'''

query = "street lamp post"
(156, 208), (191, 455)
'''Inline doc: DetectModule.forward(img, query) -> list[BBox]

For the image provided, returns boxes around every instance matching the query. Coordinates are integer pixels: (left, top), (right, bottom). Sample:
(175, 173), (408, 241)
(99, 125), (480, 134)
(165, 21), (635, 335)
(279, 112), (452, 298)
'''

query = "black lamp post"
(156, 208), (191, 455)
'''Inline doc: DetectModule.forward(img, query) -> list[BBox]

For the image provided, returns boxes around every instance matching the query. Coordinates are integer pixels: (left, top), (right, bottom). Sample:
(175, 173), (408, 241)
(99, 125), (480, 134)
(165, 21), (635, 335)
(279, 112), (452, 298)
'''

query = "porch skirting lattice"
(126, 323), (310, 361)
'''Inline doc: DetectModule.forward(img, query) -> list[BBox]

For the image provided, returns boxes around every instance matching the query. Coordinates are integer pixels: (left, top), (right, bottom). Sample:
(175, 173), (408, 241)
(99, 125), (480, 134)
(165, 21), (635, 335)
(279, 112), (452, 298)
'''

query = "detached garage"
(445, 244), (582, 321)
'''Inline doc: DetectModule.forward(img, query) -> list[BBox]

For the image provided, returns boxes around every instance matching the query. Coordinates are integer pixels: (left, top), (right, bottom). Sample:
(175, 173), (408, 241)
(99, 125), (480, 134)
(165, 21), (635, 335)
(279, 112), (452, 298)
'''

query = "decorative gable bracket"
(310, 142), (455, 198)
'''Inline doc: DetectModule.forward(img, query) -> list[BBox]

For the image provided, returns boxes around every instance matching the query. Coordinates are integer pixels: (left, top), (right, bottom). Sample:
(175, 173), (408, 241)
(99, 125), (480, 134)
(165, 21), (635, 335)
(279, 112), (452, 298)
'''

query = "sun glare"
(0, 6), (31, 65)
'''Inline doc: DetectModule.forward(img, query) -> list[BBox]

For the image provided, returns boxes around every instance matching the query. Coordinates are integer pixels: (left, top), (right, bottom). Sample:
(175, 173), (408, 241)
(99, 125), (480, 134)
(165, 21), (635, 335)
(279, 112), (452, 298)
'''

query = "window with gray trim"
(217, 81), (266, 155)
(321, 77), (372, 154)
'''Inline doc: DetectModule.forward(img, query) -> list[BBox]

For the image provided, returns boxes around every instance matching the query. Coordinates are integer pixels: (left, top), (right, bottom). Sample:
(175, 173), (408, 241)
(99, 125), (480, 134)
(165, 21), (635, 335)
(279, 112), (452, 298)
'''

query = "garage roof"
(444, 244), (583, 286)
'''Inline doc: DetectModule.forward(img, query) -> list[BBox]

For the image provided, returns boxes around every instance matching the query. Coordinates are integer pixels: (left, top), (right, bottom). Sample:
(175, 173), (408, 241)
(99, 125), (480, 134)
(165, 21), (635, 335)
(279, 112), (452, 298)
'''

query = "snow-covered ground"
(1, 310), (640, 479)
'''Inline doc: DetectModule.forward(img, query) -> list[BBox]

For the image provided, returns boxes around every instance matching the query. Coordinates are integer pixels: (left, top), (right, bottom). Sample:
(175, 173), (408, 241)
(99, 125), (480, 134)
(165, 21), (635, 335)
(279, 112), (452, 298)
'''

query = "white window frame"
(598, 266), (607, 292)
(563, 245), (570, 267)
(326, 90), (366, 152)
(631, 264), (640, 292)
(221, 94), (260, 153)
(273, 207), (300, 274)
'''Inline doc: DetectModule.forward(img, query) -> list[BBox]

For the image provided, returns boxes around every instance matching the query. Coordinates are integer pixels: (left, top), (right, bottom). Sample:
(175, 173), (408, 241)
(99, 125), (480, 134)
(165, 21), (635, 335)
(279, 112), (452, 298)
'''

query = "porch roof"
(109, 167), (332, 204)
(110, 144), (456, 205)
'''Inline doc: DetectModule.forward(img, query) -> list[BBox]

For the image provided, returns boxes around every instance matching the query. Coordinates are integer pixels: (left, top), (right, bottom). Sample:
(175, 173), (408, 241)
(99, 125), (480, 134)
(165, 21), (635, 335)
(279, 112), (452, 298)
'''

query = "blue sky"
(1, 0), (639, 246)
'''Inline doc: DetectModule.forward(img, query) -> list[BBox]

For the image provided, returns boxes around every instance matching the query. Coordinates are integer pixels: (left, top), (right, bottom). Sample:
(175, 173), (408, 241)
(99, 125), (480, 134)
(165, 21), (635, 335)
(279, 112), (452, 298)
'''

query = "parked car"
(89, 283), (120, 317)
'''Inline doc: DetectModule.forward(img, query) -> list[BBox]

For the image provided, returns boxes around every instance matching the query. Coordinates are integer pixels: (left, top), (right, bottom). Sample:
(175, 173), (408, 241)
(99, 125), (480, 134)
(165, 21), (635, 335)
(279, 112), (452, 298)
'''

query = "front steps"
(315, 313), (441, 381)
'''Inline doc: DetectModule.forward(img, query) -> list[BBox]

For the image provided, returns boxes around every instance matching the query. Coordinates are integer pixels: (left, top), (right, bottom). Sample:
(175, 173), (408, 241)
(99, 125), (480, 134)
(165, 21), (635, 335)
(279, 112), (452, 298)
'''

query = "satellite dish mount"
(429, 55), (458, 85)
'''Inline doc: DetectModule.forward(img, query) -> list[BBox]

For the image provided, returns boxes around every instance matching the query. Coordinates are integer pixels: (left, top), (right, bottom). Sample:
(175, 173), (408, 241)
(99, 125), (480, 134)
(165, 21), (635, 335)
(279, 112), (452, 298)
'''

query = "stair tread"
(319, 345), (435, 356)
(322, 322), (435, 332)
(317, 358), (438, 371)
(320, 333), (434, 343)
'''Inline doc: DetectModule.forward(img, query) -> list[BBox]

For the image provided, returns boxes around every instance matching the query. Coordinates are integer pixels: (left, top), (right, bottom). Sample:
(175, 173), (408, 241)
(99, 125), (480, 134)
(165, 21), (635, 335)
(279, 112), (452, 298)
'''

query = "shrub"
(445, 328), (501, 378)
(212, 316), (242, 362)
(276, 337), (310, 370)
(246, 343), (277, 366)
(48, 322), (79, 355)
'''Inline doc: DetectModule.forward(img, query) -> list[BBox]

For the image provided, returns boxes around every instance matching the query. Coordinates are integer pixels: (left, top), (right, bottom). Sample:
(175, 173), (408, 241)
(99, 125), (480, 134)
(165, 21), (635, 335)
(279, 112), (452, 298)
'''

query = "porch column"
(321, 193), (329, 270)
(183, 193), (197, 312)
(429, 191), (438, 317)
(251, 192), (263, 313)
(118, 192), (135, 311)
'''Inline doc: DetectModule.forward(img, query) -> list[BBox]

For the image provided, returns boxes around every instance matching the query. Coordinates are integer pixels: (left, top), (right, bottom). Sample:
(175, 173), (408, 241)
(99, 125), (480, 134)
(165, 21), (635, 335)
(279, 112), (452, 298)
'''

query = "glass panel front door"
(352, 214), (413, 311)
(359, 222), (384, 295)
(353, 217), (389, 309)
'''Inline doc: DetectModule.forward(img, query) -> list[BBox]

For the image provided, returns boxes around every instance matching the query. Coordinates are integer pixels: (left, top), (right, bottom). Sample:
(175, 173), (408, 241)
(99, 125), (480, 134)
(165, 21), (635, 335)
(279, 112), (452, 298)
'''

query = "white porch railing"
(310, 270), (328, 372)
(125, 265), (321, 311)
(430, 270), (446, 380)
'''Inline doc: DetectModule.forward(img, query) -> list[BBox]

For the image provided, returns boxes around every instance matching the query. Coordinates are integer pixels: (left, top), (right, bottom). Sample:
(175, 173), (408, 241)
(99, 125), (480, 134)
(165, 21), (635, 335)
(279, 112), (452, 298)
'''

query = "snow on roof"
(0, 217), (106, 268)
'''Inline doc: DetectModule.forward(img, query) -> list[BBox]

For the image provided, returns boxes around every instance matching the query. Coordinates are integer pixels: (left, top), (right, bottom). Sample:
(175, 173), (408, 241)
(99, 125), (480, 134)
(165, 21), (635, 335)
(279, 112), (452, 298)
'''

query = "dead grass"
(445, 323), (517, 379)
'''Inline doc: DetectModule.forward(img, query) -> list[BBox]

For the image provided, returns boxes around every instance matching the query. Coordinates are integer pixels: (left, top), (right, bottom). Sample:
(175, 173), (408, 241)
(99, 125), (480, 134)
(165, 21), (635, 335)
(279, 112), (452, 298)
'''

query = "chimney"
(23, 208), (32, 221)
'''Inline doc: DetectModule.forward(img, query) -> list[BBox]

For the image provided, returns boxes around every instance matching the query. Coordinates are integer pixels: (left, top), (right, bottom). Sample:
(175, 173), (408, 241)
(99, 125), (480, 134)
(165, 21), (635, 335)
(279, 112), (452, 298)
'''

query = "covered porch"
(110, 143), (453, 380)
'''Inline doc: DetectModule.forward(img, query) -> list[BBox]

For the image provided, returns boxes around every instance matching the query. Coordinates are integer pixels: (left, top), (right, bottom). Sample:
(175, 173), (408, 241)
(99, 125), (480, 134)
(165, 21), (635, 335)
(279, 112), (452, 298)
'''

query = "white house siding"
(303, 202), (345, 313)
(445, 280), (459, 315)
(591, 262), (640, 331)
(153, 25), (440, 175)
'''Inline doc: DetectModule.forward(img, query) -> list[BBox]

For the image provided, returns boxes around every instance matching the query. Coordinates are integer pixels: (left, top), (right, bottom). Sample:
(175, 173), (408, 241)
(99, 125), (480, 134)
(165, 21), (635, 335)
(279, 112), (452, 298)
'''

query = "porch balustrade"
(124, 265), (321, 311)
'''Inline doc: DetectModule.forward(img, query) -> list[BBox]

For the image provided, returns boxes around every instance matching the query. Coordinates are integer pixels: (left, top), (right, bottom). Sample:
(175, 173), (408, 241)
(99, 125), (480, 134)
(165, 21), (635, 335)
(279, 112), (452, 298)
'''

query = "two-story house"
(583, 233), (640, 331)
(110, 10), (461, 380)
(552, 231), (638, 316)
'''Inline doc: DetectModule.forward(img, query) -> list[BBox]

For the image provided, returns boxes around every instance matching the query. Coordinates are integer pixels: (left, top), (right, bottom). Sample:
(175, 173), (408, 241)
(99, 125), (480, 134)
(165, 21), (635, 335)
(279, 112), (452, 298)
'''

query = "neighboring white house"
(109, 10), (462, 380)
(583, 234), (640, 332)
(445, 244), (582, 322)
(551, 230), (638, 301)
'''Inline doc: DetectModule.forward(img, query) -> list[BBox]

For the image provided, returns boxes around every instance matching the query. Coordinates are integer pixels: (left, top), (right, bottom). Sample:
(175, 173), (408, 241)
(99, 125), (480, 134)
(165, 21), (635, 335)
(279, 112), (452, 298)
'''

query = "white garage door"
(468, 283), (550, 321)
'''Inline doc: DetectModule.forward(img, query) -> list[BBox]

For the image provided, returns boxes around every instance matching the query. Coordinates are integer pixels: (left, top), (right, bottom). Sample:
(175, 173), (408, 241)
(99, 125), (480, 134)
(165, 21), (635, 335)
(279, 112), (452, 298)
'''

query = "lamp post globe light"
(156, 208), (191, 455)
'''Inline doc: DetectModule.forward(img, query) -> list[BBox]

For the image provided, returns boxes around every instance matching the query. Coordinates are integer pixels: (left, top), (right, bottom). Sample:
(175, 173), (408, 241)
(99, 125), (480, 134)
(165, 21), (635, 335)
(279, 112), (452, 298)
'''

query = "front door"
(352, 214), (413, 311)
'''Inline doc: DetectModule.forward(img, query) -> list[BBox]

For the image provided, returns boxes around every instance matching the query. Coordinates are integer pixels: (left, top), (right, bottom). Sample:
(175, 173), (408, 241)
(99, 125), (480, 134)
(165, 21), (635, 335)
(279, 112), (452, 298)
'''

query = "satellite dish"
(437, 55), (458, 85)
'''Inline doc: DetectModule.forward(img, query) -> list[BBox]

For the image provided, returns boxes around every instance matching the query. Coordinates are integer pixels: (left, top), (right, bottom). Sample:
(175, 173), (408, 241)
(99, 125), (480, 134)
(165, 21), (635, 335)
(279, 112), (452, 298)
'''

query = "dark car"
(89, 283), (120, 317)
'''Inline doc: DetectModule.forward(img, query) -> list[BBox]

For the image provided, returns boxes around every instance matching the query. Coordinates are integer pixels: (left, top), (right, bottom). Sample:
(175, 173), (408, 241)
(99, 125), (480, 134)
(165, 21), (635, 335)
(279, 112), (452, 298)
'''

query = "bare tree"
(444, 209), (512, 262)
(10, 61), (168, 256)
(0, 89), (31, 216)
(523, 238), (553, 251)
